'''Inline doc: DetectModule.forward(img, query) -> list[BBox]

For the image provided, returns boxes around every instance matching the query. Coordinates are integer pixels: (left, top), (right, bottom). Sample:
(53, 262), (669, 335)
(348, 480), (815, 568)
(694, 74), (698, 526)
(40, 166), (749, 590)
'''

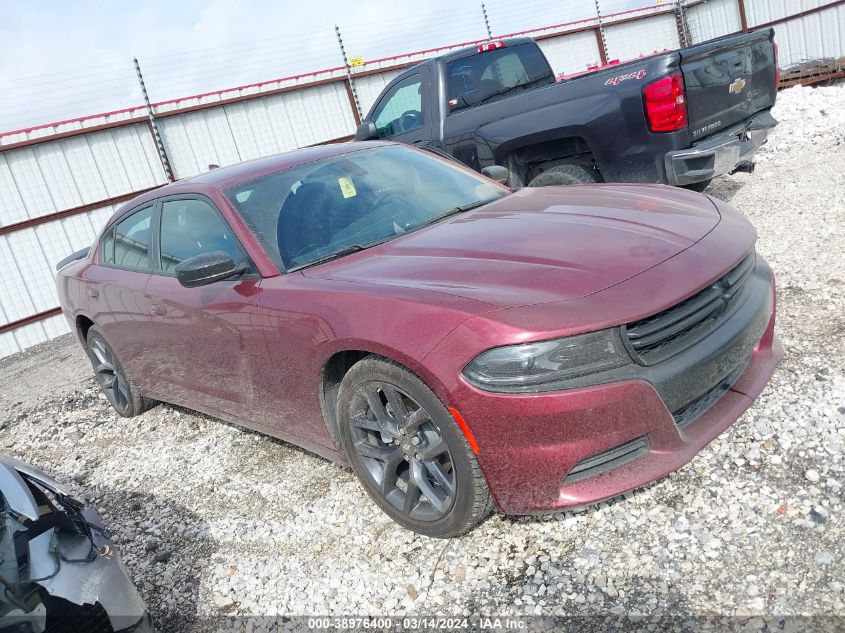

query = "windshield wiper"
(418, 198), (498, 230)
(288, 237), (391, 272)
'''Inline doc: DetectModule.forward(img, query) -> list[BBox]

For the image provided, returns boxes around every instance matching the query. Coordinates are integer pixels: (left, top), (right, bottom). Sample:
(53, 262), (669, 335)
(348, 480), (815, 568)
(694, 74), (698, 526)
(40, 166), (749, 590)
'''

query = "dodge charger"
(56, 141), (782, 537)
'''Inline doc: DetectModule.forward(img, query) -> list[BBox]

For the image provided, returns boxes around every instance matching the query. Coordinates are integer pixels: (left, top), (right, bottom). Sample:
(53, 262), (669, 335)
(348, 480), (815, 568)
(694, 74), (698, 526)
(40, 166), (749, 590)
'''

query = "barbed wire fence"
(1, 0), (843, 137)
(0, 0), (674, 136)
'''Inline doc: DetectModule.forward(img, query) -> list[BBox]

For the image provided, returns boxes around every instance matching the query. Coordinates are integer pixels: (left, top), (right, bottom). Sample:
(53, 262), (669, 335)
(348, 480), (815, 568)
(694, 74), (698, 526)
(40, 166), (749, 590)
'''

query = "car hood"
(304, 184), (721, 308)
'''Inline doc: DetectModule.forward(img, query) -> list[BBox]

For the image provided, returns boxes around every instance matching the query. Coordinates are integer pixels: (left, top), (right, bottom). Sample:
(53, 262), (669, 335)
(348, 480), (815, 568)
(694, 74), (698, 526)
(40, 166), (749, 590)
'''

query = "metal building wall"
(604, 13), (681, 60)
(686, 0), (743, 43)
(0, 124), (167, 355)
(159, 81), (357, 179)
(536, 30), (603, 75)
(747, 0), (845, 67)
(745, 0), (828, 26)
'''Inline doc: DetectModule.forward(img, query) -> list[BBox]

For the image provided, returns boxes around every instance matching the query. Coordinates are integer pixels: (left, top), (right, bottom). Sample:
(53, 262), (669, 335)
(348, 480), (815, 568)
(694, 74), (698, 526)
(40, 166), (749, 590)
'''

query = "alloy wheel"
(348, 382), (456, 521)
(89, 338), (130, 412)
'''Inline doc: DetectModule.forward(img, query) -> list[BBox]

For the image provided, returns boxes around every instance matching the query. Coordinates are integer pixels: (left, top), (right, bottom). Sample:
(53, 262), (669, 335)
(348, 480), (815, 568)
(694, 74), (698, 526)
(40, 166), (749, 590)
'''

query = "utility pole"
(481, 3), (493, 39)
(335, 25), (363, 124)
(133, 57), (174, 182)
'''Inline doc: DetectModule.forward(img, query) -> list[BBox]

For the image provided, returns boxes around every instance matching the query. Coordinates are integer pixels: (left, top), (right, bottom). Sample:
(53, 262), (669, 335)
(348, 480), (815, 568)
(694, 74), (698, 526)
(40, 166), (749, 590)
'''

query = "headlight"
(462, 328), (630, 393)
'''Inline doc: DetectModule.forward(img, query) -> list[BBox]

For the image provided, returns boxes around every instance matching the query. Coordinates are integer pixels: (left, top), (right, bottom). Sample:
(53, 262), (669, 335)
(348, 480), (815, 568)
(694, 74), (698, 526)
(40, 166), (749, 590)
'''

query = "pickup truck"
(354, 30), (779, 188)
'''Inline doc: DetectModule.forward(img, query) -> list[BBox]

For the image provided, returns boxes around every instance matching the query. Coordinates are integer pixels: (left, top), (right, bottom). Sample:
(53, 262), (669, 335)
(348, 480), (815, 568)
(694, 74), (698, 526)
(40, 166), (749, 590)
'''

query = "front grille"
(564, 436), (650, 485)
(672, 357), (749, 428)
(624, 252), (756, 365)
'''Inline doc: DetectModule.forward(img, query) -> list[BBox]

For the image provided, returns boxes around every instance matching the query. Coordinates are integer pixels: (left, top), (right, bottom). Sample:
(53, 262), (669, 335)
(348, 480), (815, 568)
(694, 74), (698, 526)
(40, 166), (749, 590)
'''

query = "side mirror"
(175, 251), (247, 288)
(481, 165), (509, 185)
(354, 121), (379, 141)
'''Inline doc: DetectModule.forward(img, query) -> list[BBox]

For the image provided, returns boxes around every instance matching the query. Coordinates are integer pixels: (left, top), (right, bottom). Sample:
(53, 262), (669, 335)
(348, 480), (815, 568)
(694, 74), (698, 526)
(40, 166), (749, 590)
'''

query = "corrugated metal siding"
(0, 107), (149, 149)
(160, 81), (357, 179)
(768, 3), (845, 68)
(745, 0), (827, 27)
(686, 0), (742, 43)
(537, 30), (603, 75)
(0, 200), (135, 355)
(604, 13), (681, 61)
(0, 124), (165, 226)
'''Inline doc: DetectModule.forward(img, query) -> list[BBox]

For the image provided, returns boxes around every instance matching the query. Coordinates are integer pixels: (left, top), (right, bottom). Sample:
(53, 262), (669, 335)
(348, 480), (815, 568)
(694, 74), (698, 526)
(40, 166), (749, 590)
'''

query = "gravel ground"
(1, 83), (843, 631)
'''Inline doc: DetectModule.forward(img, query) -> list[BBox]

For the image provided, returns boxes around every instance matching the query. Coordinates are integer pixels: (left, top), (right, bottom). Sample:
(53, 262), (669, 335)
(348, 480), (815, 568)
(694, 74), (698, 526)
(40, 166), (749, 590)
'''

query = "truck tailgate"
(681, 29), (777, 141)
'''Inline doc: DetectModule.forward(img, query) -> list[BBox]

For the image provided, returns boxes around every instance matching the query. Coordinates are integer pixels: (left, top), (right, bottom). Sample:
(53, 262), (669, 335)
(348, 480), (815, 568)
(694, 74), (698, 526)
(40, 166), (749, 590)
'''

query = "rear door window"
(110, 206), (153, 270)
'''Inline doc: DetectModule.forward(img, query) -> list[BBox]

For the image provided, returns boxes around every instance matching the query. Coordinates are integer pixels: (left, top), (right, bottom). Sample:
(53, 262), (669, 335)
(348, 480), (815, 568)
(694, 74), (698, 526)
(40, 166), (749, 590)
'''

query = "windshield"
(446, 44), (554, 112)
(225, 145), (507, 271)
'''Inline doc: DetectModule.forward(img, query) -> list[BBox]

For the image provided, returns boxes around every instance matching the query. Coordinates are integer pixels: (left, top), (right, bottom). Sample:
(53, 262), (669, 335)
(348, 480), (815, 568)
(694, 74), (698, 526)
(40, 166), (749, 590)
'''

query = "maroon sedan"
(56, 142), (781, 537)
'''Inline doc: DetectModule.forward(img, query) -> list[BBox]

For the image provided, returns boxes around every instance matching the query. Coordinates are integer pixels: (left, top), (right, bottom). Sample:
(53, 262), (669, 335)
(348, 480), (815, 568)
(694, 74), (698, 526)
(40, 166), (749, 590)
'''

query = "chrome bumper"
(665, 111), (777, 186)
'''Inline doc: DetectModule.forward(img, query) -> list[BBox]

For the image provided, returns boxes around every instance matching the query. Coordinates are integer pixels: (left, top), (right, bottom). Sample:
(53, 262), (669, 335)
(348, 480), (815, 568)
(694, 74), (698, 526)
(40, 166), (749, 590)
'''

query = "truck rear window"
(446, 43), (553, 113)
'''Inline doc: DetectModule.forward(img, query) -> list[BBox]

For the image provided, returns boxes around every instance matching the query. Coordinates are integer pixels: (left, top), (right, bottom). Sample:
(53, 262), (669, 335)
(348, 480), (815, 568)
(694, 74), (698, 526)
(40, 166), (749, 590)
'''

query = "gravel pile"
(755, 83), (845, 161)
(1, 83), (843, 631)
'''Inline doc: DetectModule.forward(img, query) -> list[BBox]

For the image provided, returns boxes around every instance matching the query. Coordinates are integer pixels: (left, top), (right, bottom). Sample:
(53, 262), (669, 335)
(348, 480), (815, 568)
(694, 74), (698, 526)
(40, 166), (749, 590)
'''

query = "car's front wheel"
(337, 357), (493, 537)
(86, 326), (156, 417)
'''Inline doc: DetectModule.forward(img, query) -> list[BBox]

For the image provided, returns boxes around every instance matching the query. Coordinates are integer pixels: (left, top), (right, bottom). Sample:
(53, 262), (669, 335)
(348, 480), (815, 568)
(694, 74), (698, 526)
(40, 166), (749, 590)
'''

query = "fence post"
(335, 25), (363, 125)
(737, 0), (749, 31)
(675, 0), (691, 47)
(481, 3), (493, 39)
(133, 57), (175, 183)
(594, 0), (609, 64)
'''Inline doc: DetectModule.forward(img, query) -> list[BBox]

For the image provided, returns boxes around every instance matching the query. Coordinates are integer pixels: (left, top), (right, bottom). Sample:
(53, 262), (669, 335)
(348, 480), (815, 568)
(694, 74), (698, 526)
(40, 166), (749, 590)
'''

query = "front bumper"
(664, 110), (777, 186)
(452, 257), (781, 515)
(0, 455), (152, 632)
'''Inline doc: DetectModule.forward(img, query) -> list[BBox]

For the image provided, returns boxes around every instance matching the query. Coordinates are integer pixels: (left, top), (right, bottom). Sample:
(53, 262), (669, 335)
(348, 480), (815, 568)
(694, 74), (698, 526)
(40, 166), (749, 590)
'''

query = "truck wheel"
(528, 164), (598, 187)
(684, 179), (712, 192)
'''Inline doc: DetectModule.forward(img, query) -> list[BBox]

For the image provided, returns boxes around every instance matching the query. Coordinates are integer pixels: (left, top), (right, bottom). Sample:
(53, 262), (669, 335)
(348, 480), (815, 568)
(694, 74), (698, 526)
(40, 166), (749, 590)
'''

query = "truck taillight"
(773, 42), (781, 88)
(643, 72), (687, 133)
(477, 41), (506, 53)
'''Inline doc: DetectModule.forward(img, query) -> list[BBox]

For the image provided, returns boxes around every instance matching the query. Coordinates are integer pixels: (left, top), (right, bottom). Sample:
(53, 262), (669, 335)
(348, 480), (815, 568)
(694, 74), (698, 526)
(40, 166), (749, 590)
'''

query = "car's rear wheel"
(337, 357), (493, 537)
(86, 326), (156, 417)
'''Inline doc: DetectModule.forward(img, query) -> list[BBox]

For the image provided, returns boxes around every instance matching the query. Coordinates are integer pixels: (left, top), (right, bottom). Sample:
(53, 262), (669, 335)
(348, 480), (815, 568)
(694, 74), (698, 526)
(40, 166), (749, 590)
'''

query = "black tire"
(86, 326), (156, 417)
(337, 356), (494, 537)
(528, 164), (598, 187)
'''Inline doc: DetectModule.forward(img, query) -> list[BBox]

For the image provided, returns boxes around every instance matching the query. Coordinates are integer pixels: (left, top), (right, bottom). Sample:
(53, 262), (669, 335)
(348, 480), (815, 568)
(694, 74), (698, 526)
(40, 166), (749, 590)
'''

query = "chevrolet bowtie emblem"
(729, 78), (747, 94)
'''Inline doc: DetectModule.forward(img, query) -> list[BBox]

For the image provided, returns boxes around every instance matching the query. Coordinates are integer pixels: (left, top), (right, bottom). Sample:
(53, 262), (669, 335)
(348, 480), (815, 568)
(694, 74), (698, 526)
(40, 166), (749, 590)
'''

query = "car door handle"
(151, 304), (166, 317)
(88, 288), (99, 299)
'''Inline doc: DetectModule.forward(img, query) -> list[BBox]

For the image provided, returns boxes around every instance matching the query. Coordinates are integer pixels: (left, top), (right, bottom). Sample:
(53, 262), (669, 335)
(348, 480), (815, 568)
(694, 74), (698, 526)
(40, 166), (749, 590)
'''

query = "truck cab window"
(446, 43), (553, 112)
(372, 75), (424, 138)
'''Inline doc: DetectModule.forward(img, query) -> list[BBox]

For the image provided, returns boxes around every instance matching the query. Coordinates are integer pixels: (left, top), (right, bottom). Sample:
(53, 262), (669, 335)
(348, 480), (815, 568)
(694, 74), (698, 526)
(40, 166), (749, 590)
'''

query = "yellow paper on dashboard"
(338, 177), (357, 198)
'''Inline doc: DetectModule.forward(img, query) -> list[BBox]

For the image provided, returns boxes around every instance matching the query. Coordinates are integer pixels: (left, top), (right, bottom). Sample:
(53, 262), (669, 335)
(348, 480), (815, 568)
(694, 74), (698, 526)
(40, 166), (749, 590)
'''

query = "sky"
(0, 0), (650, 134)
